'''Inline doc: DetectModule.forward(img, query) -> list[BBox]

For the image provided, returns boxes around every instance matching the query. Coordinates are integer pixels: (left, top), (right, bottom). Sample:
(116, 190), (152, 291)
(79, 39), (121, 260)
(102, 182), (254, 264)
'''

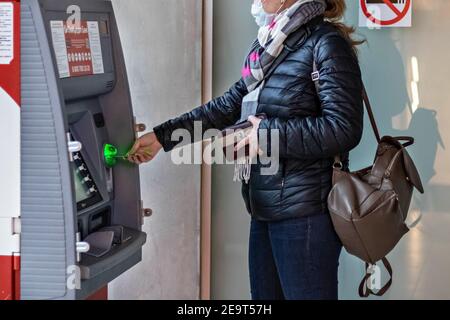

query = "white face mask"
(251, 0), (276, 27)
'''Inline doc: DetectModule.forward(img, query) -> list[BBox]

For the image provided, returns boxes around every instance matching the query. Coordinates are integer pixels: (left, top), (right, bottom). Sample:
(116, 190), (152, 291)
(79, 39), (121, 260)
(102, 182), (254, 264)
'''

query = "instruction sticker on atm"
(0, 2), (14, 65)
(50, 20), (105, 78)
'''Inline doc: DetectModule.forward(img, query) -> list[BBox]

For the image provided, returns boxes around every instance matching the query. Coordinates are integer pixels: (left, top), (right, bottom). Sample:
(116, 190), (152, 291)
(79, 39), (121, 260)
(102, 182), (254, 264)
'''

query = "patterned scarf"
(240, 0), (326, 121)
(234, 0), (326, 183)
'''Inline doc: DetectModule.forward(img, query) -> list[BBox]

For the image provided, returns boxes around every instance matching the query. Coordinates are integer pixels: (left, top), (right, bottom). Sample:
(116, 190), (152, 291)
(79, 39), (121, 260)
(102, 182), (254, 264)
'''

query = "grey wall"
(109, 0), (203, 299)
(211, 0), (450, 300)
(211, 0), (256, 300)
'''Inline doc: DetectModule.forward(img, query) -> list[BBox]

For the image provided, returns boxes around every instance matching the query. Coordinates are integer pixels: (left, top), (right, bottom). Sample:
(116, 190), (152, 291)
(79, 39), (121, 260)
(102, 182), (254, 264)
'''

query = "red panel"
(0, 256), (14, 300)
(13, 255), (20, 300)
(86, 286), (108, 300)
(0, 0), (20, 105)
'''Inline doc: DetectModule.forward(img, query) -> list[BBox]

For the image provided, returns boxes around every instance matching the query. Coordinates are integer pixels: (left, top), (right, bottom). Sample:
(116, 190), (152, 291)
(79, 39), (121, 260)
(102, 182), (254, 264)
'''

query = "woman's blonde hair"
(324, 0), (365, 53)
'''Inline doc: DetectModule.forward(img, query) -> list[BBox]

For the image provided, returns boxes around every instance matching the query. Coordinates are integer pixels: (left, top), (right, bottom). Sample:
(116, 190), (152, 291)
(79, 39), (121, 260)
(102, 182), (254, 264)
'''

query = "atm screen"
(72, 151), (102, 211)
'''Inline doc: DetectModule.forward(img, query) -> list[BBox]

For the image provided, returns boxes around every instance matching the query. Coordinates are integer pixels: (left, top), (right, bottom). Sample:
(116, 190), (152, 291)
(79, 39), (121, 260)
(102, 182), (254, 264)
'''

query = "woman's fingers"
(127, 154), (138, 163)
(248, 115), (262, 128)
(234, 119), (262, 159)
(129, 150), (153, 164)
(129, 152), (146, 164)
(133, 154), (142, 163)
(127, 133), (162, 165)
(128, 148), (147, 163)
(129, 140), (141, 156)
(136, 153), (148, 163)
(127, 138), (160, 165)
(142, 149), (153, 159)
(128, 156), (137, 164)
(140, 153), (153, 163)
(247, 115), (258, 126)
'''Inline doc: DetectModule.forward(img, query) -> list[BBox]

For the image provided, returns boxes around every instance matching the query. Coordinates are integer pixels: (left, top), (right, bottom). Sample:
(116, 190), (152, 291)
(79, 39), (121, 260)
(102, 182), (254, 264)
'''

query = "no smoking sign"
(359, 0), (412, 28)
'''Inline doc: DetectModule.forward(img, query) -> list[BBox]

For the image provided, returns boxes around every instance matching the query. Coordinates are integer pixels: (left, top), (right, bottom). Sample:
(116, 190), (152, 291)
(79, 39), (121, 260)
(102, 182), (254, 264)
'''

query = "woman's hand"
(235, 115), (263, 159)
(128, 132), (163, 165)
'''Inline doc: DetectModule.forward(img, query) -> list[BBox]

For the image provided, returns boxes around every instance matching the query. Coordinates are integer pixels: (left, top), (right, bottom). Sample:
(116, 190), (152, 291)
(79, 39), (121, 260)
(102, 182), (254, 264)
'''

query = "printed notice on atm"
(50, 20), (105, 78)
(87, 21), (104, 75)
(0, 3), (13, 65)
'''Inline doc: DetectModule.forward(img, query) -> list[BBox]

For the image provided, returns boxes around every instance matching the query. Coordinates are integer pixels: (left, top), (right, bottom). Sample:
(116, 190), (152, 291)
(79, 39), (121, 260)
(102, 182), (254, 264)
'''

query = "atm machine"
(20, 0), (149, 299)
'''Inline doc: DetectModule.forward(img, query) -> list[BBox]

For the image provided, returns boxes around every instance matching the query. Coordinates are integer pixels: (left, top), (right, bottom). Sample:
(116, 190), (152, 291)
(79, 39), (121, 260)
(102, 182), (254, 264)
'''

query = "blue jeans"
(249, 213), (342, 300)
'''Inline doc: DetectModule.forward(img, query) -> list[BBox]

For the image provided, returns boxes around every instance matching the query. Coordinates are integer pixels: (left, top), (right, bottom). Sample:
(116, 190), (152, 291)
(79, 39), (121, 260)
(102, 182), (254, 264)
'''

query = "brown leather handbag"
(327, 87), (425, 297)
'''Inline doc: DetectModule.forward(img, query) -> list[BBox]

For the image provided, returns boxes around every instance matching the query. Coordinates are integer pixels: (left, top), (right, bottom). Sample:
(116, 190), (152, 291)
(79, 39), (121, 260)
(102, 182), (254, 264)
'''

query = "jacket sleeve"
(153, 78), (248, 152)
(258, 33), (364, 160)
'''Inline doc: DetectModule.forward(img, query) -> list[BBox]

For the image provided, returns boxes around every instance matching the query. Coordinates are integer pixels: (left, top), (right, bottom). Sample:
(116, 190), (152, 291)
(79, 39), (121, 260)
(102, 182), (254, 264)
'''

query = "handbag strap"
(358, 257), (393, 298)
(382, 135), (415, 148)
(362, 86), (382, 144)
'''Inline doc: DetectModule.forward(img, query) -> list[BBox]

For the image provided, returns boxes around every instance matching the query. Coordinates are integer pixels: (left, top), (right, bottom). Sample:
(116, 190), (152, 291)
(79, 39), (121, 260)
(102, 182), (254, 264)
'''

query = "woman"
(129, 0), (364, 300)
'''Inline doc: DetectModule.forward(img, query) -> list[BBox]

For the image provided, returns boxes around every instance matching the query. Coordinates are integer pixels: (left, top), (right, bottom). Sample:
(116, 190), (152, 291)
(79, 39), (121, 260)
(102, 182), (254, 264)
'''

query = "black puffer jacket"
(153, 18), (364, 221)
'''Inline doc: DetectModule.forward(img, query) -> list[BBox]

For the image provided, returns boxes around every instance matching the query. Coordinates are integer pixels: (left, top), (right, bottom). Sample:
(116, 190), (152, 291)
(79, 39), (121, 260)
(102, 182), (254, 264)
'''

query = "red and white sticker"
(0, 0), (20, 300)
(50, 20), (105, 78)
(0, 2), (13, 65)
(359, 0), (412, 28)
(0, 0), (20, 251)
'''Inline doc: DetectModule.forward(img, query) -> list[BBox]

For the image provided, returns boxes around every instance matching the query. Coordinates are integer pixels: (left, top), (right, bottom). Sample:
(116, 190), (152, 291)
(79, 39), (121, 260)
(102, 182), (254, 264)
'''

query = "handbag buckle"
(333, 161), (343, 169)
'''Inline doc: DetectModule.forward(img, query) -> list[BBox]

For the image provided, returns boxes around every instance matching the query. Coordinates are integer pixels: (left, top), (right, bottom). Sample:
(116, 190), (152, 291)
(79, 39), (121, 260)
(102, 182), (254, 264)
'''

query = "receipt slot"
(21, 0), (147, 299)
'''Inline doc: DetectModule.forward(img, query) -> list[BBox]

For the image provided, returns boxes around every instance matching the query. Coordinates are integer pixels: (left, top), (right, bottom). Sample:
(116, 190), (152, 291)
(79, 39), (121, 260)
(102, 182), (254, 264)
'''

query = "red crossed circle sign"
(360, 0), (411, 26)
